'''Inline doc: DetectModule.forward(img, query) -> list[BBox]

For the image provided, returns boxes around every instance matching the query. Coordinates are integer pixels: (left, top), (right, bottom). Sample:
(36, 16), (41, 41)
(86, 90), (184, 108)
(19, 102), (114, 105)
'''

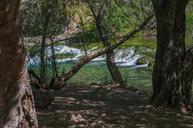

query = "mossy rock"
(136, 57), (147, 65)
(147, 62), (154, 70)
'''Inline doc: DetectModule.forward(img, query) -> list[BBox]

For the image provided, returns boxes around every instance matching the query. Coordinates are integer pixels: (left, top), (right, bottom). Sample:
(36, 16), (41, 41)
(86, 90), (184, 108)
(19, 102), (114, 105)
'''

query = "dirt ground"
(1, 84), (193, 128)
(34, 84), (193, 128)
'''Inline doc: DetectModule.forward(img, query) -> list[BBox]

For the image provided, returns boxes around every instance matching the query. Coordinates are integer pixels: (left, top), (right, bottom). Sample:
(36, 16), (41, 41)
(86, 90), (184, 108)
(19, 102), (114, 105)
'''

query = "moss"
(136, 56), (147, 65)
(55, 53), (76, 59)
(122, 38), (156, 49)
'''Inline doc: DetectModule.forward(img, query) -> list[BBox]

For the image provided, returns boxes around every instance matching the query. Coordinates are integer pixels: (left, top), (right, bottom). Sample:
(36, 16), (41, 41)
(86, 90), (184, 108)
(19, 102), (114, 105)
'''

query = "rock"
(69, 113), (87, 124)
(136, 57), (147, 65)
(145, 105), (153, 109)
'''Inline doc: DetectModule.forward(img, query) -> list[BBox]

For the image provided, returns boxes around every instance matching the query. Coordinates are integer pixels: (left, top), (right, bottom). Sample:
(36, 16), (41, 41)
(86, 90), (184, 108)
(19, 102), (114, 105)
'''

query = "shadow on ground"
(33, 84), (193, 128)
(0, 85), (193, 127)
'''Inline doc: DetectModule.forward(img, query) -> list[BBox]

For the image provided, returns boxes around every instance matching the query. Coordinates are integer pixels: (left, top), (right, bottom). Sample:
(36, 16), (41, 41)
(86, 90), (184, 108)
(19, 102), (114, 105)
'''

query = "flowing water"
(29, 44), (153, 93)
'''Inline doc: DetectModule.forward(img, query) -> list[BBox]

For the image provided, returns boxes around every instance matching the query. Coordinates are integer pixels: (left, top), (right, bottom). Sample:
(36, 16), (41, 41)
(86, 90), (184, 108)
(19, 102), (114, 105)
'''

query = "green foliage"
(186, 2), (193, 47)
(57, 0), (154, 48)
(27, 44), (41, 58)
(103, 1), (132, 35)
(136, 47), (155, 65)
(55, 53), (76, 59)
(22, 0), (42, 36)
(102, 0), (153, 37)
(22, 0), (68, 36)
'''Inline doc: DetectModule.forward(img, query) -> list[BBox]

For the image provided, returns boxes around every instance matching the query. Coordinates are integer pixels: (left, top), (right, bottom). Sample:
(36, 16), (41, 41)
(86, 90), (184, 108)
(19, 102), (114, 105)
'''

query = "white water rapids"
(27, 45), (148, 67)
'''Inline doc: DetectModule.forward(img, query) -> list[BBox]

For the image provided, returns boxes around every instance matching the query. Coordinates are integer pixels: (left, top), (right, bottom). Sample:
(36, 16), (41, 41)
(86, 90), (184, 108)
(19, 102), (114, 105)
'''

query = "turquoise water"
(30, 62), (152, 92)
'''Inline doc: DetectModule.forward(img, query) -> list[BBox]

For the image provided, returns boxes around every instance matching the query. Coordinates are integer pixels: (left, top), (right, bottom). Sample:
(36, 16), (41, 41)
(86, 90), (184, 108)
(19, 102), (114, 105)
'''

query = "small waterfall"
(27, 45), (146, 67)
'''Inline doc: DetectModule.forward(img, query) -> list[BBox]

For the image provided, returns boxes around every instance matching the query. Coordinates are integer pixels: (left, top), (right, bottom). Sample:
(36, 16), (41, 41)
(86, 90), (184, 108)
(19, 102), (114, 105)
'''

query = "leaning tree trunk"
(103, 41), (125, 86)
(151, 0), (193, 108)
(0, 0), (38, 127)
(95, 18), (124, 86)
(86, 0), (125, 86)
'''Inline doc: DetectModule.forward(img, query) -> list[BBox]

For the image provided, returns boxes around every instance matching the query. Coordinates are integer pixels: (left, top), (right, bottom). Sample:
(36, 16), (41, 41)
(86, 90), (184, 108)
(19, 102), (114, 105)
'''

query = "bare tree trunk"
(151, 0), (193, 109)
(101, 37), (124, 86)
(0, 0), (38, 127)
(90, 0), (124, 86)
(40, 0), (52, 85)
(101, 35), (124, 86)
(50, 37), (58, 78)
(106, 51), (125, 85)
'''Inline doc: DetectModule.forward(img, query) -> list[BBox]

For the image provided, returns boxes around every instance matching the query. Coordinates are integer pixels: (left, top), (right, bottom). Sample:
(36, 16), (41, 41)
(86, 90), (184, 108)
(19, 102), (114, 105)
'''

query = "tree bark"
(96, 23), (125, 86)
(40, 0), (52, 85)
(100, 35), (125, 86)
(151, 0), (193, 108)
(0, 0), (38, 127)
(106, 51), (125, 85)
(50, 37), (58, 78)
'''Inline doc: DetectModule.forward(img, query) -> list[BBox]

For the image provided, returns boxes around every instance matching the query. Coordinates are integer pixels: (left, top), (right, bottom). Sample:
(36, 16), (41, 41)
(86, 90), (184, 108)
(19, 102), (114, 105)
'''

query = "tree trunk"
(103, 42), (125, 86)
(86, 0), (125, 86)
(40, 0), (52, 85)
(50, 37), (58, 78)
(0, 0), (38, 127)
(151, 0), (193, 108)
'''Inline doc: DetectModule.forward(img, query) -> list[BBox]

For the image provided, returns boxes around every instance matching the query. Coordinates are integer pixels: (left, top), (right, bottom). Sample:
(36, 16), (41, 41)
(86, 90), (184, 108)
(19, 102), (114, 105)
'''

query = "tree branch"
(52, 13), (154, 87)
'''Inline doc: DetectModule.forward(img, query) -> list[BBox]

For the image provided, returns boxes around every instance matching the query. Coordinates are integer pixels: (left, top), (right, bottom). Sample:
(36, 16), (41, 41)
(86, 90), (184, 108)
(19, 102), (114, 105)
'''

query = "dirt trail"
(34, 85), (193, 128)
(1, 85), (193, 128)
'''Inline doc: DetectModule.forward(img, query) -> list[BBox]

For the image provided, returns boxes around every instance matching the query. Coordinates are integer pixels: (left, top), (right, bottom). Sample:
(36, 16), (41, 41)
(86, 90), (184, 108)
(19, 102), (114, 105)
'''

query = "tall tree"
(0, 0), (38, 127)
(87, 0), (125, 86)
(151, 0), (193, 109)
(40, 0), (52, 85)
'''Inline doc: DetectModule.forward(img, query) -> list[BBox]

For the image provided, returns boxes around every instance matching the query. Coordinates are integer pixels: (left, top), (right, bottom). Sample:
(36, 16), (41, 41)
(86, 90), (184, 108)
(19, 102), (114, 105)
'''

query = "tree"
(40, 0), (52, 86)
(87, 0), (125, 86)
(151, 0), (193, 109)
(0, 0), (38, 127)
(39, 0), (68, 86)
